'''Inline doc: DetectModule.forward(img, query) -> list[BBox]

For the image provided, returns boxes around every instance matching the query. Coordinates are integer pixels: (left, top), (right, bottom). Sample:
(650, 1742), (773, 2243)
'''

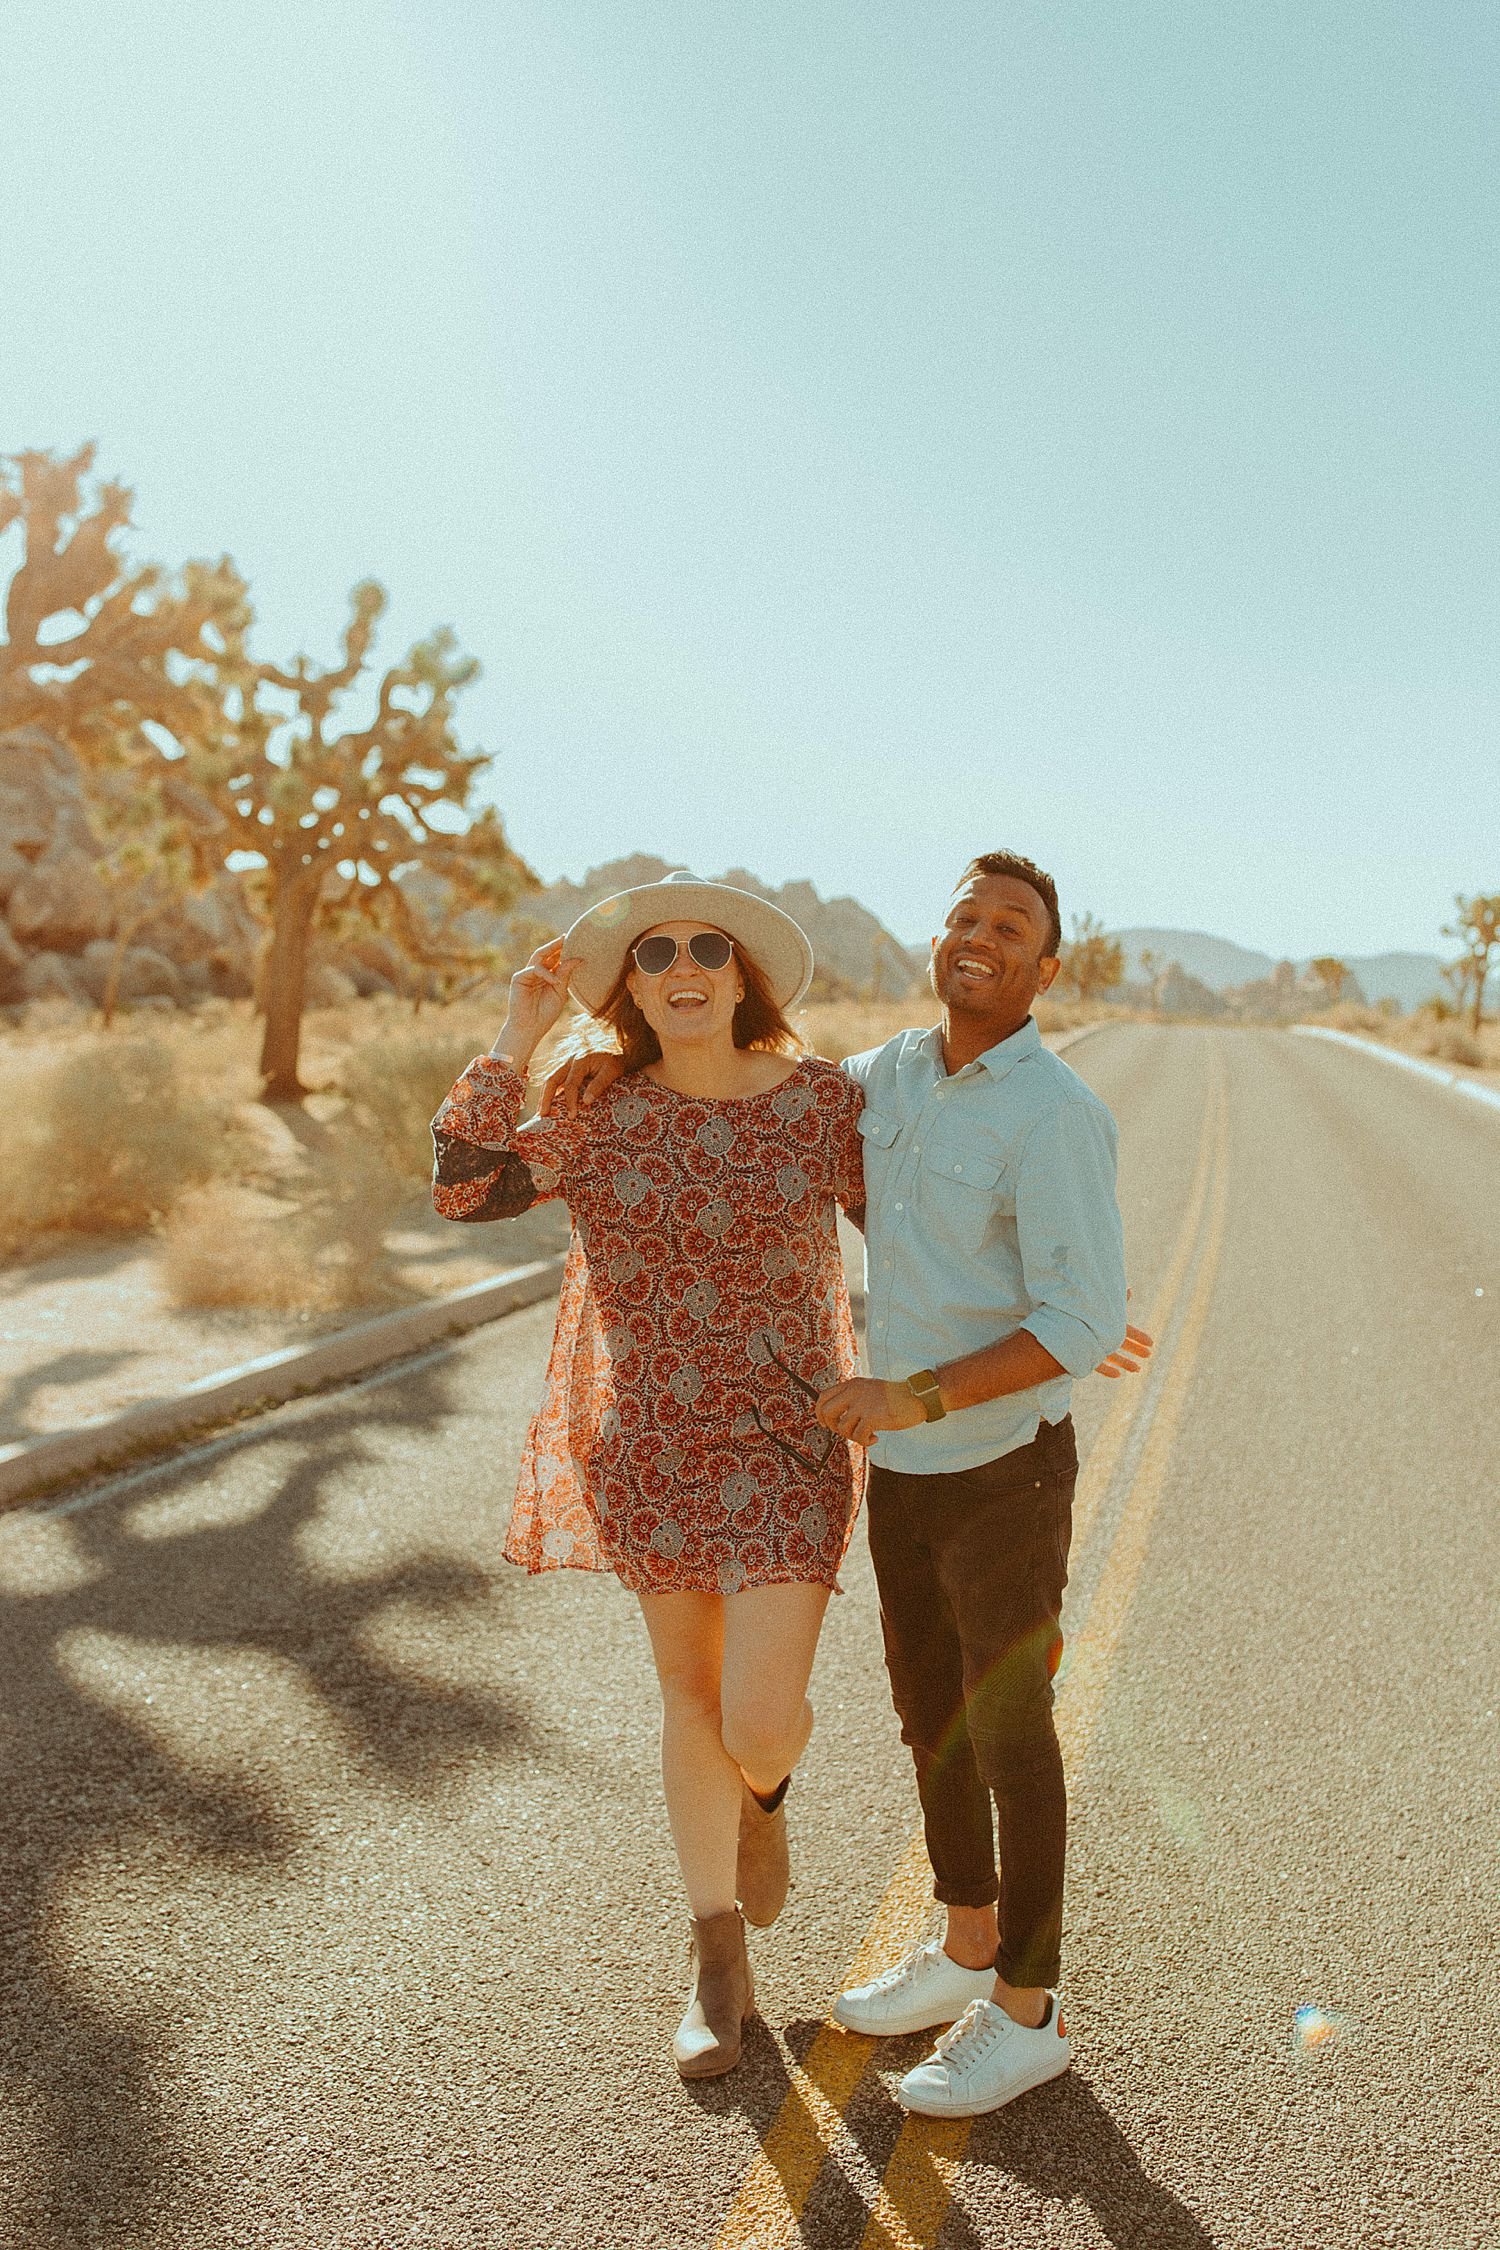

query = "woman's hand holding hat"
(492, 938), (582, 1071)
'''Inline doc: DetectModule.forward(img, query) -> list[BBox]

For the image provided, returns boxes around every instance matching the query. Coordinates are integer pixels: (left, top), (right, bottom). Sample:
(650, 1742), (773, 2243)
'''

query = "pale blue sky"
(1, 0), (1493, 956)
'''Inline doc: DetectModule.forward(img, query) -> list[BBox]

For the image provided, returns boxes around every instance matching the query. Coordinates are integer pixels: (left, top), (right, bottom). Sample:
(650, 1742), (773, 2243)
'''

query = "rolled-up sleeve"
(1015, 1100), (1127, 1376)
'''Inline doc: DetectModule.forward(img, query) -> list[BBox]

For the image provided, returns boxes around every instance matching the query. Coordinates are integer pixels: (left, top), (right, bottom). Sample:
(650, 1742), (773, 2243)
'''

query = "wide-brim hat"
(562, 870), (815, 1013)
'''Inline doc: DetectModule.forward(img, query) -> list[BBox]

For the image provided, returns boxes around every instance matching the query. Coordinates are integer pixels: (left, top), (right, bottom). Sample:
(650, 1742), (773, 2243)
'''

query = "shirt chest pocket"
(856, 1107), (901, 1188)
(919, 1141), (1013, 1253)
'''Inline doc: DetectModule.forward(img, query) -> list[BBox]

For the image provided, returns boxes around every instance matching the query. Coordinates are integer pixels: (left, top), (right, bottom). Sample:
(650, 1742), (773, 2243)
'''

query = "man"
(814, 850), (1128, 2117)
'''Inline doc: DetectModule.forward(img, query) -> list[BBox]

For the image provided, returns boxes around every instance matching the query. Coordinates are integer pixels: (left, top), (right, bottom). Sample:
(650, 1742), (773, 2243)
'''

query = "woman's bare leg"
(719, 1581), (832, 1796)
(637, 1590), (741, 1919)
(638, 1580), (834, 1917)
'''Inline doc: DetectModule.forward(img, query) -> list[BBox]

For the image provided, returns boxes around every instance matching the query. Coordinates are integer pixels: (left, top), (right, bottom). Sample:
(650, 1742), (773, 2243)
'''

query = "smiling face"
(625, 920), (744, 1052)
(930, 873), (1061, 1040)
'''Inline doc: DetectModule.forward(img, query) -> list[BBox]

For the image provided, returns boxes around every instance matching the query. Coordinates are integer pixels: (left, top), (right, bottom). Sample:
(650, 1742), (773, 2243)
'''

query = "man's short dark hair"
(955, 852), (1062, 958)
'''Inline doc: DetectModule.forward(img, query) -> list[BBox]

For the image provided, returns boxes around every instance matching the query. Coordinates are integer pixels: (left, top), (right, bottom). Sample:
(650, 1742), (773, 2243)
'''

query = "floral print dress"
(431, 1054), (868, 1596)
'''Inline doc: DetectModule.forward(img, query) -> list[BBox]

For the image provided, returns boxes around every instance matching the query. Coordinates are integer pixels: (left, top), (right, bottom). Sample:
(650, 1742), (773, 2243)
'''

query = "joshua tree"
(0, 445), (244, 760)
(1307, 956), (1350, 1009)
(182, 580), (535, 1099)
(2, 449), (534, 1089)
(1443, 893), (1500, 1034)
(89, 772), (206, 1027)
(1058, 912), (1125, 1006)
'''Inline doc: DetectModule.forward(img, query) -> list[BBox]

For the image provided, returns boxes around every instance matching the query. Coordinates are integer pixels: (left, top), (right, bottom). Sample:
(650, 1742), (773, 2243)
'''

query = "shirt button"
(894, 1201), (903, 1211)
(952, 1164), (961, 1174)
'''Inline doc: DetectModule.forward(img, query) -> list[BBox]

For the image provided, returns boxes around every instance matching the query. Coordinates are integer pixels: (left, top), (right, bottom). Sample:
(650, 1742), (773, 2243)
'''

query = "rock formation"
(400, 853), (927, 1003)
(0, 728), (263, 1014)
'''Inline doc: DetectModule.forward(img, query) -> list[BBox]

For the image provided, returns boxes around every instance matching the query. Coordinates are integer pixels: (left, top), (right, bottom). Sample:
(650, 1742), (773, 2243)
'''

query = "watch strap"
(904, 1369), (947, 1423)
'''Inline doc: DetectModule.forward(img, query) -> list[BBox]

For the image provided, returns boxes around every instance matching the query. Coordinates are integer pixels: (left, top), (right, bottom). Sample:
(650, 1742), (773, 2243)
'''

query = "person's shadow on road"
(950, 2071), (1218, 2248)
(686, 2014), (1217, 2250)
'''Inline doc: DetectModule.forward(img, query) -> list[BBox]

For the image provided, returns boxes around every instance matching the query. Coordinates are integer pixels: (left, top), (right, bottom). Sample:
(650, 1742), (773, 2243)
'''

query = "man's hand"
(1096, 1323), (1154, 1378)
(815, 1377), (926, 1449)
(538, 1049), (627, 1117)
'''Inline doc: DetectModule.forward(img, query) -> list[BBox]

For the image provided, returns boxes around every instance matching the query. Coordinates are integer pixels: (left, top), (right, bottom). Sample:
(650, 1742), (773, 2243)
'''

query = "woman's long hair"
(592, 936), (802, 1072)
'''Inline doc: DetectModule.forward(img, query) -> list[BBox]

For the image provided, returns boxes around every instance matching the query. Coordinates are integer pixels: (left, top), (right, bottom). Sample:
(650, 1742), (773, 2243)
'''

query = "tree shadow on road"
(681, 2014), (887, 2248)
(0, 1237), (152, 1295)
(0, 1344), (142, 1445)
(0, 1357), (531, 2250)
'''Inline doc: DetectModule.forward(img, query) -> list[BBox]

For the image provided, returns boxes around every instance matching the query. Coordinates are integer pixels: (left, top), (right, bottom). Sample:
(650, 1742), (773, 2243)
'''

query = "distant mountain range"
(408, 851), (1450, 1015)
(1113, 930), (1447, 1013)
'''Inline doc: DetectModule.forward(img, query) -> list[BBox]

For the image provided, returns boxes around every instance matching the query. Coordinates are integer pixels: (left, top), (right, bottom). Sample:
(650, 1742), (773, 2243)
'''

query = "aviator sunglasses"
(631, 930), (735, 976)
(741, 1330), (839, 1478)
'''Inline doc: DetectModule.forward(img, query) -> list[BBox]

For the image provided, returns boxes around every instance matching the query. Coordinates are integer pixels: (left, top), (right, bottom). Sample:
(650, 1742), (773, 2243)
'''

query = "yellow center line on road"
(714, 1057), (1230, 2250)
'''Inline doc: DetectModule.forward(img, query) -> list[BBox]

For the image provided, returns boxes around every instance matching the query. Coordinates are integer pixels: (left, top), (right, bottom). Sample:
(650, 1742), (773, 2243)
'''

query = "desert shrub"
(160, 1184), (315, 1312)
(1412, 1022), (1483, 1068)
(336, 1029), (482, 1183)
(162, 1139), (412, 1314)
(0, 1037), (239, 1254)
(334, 1010), (592, 1169)
(1321, 1002), (1390, 1034)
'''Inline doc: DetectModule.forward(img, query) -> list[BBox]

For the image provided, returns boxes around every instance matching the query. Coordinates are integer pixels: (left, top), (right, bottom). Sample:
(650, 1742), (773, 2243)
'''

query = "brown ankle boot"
(673, 1908), (755, 2079)
(737, 1781), (791, 1927)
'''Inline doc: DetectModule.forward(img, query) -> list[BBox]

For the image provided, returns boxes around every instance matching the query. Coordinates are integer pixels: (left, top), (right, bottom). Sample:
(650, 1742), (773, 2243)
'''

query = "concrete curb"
(1289, 1025), (1500, 1117)
(0, 1257), (568, 1511)
(0, 1020), (1112, 1511)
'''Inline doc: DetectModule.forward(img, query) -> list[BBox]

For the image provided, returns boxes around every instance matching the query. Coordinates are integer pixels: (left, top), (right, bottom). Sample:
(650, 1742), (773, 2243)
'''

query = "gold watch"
(904, 1369), (947, 1422)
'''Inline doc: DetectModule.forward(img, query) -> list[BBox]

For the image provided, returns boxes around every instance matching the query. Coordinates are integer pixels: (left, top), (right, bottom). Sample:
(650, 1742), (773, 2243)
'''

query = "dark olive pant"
(866, 1415), (1076, 1989)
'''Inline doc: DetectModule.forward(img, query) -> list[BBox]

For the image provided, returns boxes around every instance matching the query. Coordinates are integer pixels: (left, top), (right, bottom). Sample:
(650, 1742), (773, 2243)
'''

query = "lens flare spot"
(1293, 2004), (1348, 2053)
(1157, 1790), (1206, 1851)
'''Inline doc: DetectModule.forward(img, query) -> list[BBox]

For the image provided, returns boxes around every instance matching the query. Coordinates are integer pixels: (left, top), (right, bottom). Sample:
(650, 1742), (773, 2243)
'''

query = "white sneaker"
(832, 1941), (997, 2038)
(896, 1996), (1070, 2116)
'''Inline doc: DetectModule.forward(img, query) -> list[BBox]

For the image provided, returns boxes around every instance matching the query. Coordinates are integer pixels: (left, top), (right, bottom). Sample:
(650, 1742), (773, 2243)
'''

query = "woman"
(430, 871), (866, 2079)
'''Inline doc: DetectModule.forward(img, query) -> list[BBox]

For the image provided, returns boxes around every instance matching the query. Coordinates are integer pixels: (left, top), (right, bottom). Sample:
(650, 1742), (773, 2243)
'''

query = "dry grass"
(1316, 1001), (1500, 1073)
(1401, 1019), (1497, 1070)
(792, 991), (1112, 1059)
(792, 996), (939, 1062)
(155, 1000), (581, 1314)
(0, 1035), (246, 1258)
(159, 1183), (316, 1313)
(0, 999), (487, 1272)
(335, 1025), (491, 1183)
(160, 1144), (413, 1315)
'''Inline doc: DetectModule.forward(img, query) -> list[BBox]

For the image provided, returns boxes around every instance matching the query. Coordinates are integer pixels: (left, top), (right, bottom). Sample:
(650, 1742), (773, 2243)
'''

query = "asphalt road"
(2, 1024), (1496, 2250)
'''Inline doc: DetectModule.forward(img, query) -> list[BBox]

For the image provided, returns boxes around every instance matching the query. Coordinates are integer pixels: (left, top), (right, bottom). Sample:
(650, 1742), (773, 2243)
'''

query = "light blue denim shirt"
(842, 1018), (1127, 1475)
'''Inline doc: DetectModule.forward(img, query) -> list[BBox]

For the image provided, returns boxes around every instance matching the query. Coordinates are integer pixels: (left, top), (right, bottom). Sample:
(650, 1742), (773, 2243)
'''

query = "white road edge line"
(1290, 1025), (1500, 1117)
